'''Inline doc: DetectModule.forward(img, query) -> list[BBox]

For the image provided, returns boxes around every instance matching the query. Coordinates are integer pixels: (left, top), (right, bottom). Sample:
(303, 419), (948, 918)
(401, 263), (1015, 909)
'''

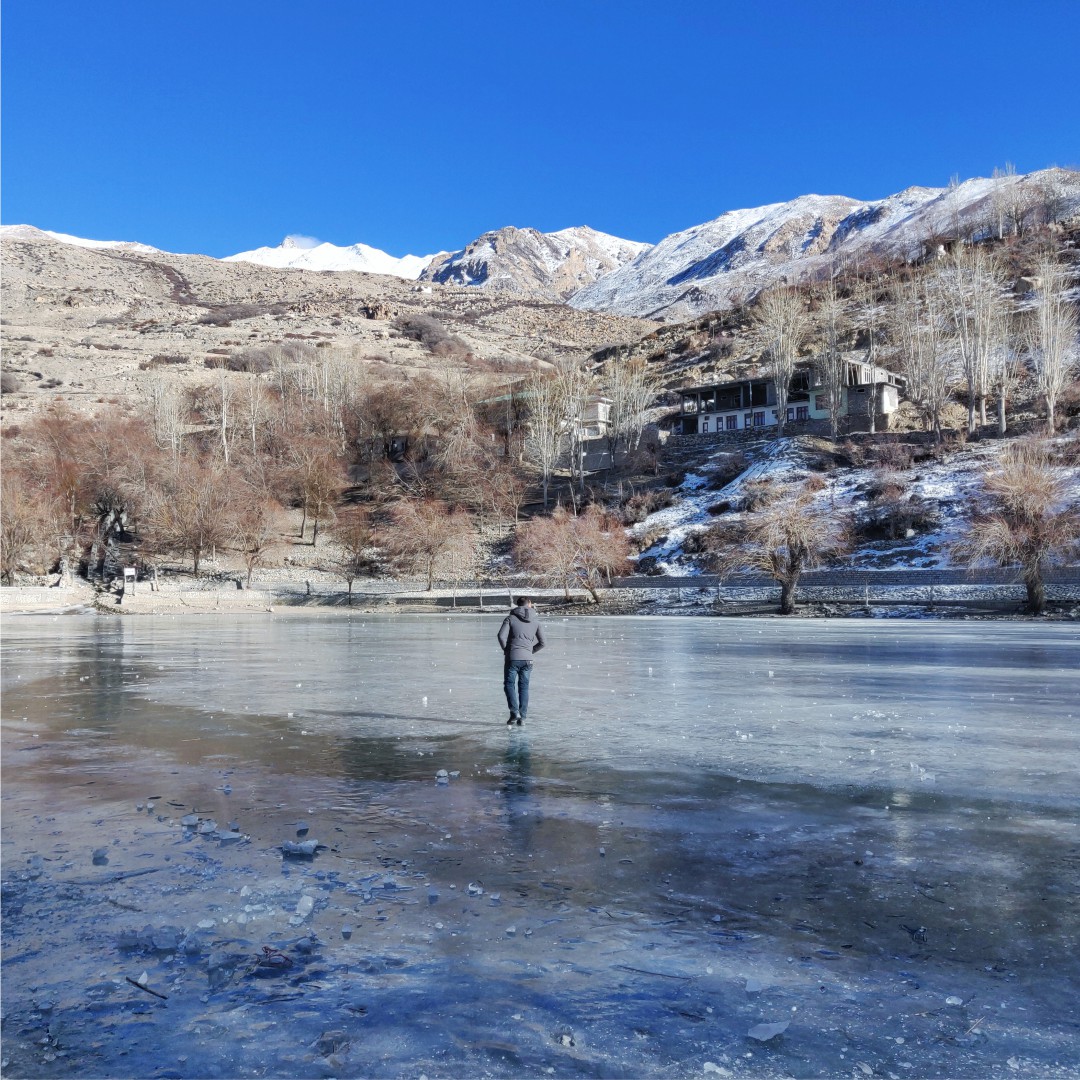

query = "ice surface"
(2, 614), (1078, 1078)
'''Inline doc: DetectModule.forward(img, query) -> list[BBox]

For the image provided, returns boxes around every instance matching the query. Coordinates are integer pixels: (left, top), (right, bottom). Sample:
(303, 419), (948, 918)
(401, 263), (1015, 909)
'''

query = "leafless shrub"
(740, 478), (777, 511)
(803, 473), (827, 493)
(870, 442), (915, 471)
(706, 452), (750, 489)
(139, 354), (188, 370)
(863, 474), (908, 503)
(393, 314), (468, 355)
(619, 489), (675, 524)
(855, 492), (938, 541)
(633, 525), (669, 553)
(950, 440), (1080, 613)
(197, 303), (264, 326)
(1049, 437), (1080, 467)
(226, 349), (273, 374)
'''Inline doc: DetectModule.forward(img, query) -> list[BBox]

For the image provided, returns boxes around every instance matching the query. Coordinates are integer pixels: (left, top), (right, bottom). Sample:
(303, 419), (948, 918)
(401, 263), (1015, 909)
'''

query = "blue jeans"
(504, 660), (533, 719)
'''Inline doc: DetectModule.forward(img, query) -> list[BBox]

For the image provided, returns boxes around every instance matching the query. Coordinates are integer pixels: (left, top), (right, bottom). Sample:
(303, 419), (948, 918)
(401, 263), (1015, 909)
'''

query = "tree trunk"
(779, 576), (797, 615)
(312, 517), (319, 548)
(997, 394), (1007, 437)
(1024, 569), (1046, 615)
(299, 504), (307, 539)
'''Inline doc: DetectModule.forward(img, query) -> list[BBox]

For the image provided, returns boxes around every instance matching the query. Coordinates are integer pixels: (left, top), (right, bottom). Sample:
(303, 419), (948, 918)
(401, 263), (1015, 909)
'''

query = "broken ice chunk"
(747, 1020), (789, 1041)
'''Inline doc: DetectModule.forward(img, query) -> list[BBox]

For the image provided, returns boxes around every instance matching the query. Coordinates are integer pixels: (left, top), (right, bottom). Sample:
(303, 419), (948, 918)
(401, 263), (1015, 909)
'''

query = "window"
(787, 407), (795, 421)
(726, 415), (737, 431)
(744, 413), (753, 428)
(753, 411), (765, 427)
(796, 405), (809, 421)
(701, 419), (709, 432)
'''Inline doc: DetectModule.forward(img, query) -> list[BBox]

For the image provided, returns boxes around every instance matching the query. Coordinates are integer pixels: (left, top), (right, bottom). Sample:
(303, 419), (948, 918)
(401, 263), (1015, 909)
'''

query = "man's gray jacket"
(498, 605), (546, 662)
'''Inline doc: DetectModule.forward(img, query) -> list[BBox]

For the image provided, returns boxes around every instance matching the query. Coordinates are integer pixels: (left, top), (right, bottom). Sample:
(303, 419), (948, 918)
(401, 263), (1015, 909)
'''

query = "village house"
(676, 360), (904, 435)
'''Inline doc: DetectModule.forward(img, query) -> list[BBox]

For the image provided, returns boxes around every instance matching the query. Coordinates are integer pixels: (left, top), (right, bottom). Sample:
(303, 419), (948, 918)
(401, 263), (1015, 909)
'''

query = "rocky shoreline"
(2, 577), (1078, 620)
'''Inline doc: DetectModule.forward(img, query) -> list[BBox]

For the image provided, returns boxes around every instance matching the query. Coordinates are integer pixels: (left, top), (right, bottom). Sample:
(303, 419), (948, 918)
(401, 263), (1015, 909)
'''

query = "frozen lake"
(2, 614), (1078, 1078)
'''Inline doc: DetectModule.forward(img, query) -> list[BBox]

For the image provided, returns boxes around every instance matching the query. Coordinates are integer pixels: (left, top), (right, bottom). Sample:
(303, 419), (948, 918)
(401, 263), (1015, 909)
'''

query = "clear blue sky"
(3, 0), (1078, 258)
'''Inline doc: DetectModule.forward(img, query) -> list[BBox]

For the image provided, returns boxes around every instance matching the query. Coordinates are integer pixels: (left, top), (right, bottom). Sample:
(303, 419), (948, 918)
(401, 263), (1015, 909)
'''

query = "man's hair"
(515, 596), (532, 607)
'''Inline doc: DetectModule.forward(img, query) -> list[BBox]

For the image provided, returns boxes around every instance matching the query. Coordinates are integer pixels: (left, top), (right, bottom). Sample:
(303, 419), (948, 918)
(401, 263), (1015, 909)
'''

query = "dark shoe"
(516, 717), (524, 726)
(507, 714), (517, 725)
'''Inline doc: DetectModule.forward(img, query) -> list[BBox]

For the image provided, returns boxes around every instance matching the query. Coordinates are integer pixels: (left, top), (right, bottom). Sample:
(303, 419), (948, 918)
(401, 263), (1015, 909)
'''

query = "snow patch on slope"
(0, 224), (163, 254)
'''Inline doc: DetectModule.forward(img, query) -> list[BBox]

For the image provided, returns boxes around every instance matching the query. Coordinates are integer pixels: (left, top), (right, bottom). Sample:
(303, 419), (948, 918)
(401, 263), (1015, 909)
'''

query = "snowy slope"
(224, 235), (437, 279)
(632, 435), (1080, 576)
(0, 224), (162, 255)
(420, 225), (650, 301)
(571, 168), (1080, 320)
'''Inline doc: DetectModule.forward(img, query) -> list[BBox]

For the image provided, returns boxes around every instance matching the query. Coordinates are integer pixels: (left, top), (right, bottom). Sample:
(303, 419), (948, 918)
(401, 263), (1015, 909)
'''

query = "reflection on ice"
(1, 615), (1078, 1078)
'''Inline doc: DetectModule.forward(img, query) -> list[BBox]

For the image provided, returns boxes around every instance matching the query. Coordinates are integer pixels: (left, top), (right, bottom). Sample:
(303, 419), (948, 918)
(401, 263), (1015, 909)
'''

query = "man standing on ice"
(497, 596), (545, 726)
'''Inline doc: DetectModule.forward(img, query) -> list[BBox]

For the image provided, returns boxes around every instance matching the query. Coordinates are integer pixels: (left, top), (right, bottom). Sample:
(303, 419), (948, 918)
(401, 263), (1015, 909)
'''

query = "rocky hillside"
(420, 225), (649, 301)
(0, 229), (654, 424)
(571, 169), (1080, 320)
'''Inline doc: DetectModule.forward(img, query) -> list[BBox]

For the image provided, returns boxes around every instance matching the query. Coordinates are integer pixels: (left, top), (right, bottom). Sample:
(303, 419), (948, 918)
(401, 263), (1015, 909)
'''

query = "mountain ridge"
(5, 167), (1077, 321)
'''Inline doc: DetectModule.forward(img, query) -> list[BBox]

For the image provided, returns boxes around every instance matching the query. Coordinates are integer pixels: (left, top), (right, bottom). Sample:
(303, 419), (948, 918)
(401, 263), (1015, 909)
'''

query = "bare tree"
(752, 287), (808, 436)
(988, 163), (1017, 241)
(513, 504), (630, 602)
(951, 441), (1080, 614)
(1027, 255), (1079, 435)
(148, 377), (187, 466)
(602, 355), (662, 456)
(384, 499), (476, 590)
(987, 313), (1025, 437)
(718, 483), (848, 614)
(231, 490), (279, 586)
(513, 508), (581, 599)
(287, 436), (344, 546)
(573, 504), (631, 600)
(0, 474), (40, 585)
(889, 271), (956, 440)
(330, 508), (379, 601)
(553, 355), (596, 499)
(146, 463), (235, 575)
(933, 245), (1008, 434)
(522, 366), (567, 508)
(812, 273), (851, 440)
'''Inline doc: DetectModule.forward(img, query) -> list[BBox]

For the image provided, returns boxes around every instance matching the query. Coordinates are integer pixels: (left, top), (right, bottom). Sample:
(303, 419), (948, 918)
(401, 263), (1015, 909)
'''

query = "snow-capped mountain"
(224, 234), (437, 279)
(0, 224), (163, 255)
(6, 167), (1076, 322)
(570, 168), (1080, 320)
(420, 225), (651, 301)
